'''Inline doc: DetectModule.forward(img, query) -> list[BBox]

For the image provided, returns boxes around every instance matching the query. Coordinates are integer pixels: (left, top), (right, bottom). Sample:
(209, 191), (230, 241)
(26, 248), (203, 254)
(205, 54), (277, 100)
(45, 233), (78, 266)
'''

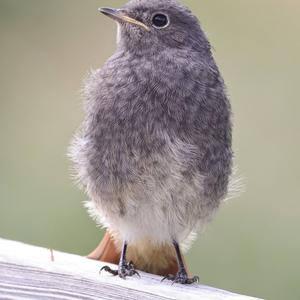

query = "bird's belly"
(87, 138), (217, 245)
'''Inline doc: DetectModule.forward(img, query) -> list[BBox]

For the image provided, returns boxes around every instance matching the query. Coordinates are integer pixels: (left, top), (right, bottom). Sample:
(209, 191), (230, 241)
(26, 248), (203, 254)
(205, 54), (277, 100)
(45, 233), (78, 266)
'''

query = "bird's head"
(99, 0), (210, 54)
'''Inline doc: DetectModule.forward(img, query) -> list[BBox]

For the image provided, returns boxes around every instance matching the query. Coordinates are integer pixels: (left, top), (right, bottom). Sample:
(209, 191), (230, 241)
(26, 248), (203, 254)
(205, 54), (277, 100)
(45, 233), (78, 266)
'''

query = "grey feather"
(70, 0), (233, 247)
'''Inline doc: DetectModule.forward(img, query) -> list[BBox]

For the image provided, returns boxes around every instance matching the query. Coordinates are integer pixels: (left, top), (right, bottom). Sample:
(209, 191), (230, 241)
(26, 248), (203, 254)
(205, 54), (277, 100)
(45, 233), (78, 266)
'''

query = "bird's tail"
(88, 231), (180, 277)
(87, 231), (120, 265)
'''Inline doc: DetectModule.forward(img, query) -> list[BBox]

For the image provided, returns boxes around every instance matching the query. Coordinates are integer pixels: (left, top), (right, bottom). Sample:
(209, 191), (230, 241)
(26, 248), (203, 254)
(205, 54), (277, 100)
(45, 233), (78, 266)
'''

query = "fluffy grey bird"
(70, 0), (232, 284)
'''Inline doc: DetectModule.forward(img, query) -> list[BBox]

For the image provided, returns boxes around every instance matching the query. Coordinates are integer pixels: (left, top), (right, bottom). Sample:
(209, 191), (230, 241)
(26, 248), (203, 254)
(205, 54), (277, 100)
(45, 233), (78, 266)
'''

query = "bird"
(69, 0), (233, 284)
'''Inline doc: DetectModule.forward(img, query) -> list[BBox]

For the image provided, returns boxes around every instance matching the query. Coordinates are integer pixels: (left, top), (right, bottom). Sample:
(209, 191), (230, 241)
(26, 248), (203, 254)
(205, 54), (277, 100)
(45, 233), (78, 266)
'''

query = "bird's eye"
(152, 13), (169, 29)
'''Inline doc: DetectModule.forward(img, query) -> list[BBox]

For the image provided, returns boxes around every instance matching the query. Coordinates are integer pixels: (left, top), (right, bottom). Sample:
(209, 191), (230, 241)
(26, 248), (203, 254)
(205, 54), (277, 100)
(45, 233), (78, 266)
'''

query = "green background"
(0, 1), (299, 299)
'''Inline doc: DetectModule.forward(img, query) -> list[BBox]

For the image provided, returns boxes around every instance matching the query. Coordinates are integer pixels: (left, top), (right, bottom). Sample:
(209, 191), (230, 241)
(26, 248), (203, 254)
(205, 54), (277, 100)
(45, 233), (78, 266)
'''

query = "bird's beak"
(99, 7), (150, 32)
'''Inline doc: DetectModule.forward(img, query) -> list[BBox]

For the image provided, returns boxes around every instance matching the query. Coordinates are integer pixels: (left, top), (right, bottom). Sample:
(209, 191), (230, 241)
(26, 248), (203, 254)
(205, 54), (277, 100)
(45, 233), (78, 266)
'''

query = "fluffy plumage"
(70, 0), (232, 275)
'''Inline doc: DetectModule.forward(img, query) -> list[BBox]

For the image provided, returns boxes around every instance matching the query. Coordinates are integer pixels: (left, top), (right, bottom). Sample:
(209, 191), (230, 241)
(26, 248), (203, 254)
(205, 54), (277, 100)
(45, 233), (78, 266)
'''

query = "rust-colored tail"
(87, 231), (120, 265)
(88, 231), (180, 277)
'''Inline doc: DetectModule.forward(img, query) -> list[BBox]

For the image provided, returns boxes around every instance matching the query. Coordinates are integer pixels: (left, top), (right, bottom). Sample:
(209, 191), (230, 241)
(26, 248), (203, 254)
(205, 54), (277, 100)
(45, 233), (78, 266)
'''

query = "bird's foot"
(100, 261), (140, 279)
(162, 271), (199, 285)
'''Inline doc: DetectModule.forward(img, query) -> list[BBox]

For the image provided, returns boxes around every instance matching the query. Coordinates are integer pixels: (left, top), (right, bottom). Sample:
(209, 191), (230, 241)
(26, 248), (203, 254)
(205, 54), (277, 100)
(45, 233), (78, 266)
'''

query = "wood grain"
(0, 238), (263, 300)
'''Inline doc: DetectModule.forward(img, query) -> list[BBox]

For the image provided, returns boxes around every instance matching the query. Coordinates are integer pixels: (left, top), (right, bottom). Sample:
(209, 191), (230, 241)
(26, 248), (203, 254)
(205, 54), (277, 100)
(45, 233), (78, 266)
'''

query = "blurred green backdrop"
(0, 1), (299, 299)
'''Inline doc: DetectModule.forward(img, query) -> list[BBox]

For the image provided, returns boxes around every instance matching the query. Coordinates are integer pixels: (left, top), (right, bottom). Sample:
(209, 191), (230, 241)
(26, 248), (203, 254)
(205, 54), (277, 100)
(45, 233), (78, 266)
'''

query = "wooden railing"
(0, 238), (263, 300)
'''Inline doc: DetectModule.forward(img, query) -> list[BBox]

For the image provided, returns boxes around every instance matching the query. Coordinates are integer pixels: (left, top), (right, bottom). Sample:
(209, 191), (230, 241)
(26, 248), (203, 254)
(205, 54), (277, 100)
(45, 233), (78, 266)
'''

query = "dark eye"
(152, 13), (169, 28)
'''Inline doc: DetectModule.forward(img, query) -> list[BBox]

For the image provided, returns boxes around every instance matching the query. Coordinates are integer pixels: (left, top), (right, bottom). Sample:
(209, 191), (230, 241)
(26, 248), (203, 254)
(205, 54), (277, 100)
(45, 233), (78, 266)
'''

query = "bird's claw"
(162, 272), (199, 285)
(100, 265), (118, 276)
(100, 261), (140, 279)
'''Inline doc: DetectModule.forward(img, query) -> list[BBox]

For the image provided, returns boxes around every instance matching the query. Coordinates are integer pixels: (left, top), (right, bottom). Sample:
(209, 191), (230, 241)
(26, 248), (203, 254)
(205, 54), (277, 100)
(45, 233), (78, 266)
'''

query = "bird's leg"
(100, 241), (140, 279)
(162, 241), (199, 285)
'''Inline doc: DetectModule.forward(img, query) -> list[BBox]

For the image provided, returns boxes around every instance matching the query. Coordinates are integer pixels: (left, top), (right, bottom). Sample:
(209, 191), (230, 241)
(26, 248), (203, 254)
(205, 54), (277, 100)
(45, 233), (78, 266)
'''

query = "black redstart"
(70, 0), (232, 284)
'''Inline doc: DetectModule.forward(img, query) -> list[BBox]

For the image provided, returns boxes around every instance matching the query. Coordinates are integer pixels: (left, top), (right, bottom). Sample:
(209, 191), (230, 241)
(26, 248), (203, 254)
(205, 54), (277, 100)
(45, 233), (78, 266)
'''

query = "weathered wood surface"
(0, 238), (263, 300)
